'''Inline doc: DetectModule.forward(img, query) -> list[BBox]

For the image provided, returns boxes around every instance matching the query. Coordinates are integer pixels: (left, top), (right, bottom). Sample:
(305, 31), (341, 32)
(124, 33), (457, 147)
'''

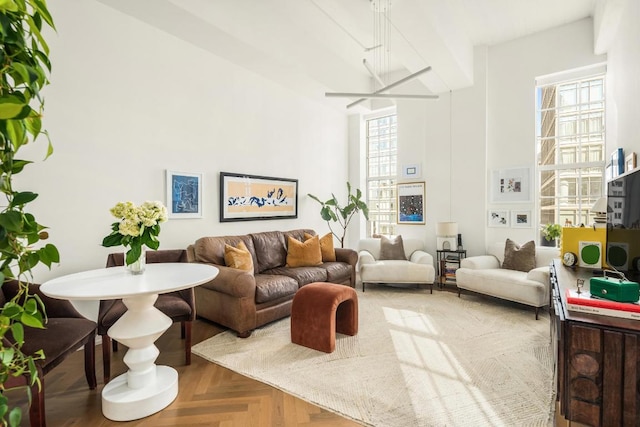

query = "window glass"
(536, 76), (605, 228)
(366, 114), (397, 236)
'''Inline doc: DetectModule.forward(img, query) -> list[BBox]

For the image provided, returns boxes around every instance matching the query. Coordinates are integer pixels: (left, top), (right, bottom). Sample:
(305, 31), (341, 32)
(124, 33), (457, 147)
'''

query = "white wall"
(350, 18), (608, 257)
(394, 46), (488, 257)
(18, 0), (349, 283)
(19, 2), (639, 287)
(486, 18), (606, 248)
(606, 0), (640, 155)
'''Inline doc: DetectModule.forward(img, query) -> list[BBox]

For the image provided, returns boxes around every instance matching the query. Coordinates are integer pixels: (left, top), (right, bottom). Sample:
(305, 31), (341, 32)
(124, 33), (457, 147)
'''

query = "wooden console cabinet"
(550, 260), (640, 426)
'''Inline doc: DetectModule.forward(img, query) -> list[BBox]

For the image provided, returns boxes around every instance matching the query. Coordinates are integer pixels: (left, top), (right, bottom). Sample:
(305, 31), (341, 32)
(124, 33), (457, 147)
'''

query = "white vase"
(126, 247), (146, 275)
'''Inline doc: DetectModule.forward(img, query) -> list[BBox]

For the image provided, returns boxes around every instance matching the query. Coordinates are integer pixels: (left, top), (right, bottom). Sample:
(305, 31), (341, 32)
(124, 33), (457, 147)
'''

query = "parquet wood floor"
(4, 319), (362, 427)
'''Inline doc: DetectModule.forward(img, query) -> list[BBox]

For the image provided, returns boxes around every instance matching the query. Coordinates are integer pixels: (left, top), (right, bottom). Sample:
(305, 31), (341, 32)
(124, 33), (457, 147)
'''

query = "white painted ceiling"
(100, 0), (598, 107)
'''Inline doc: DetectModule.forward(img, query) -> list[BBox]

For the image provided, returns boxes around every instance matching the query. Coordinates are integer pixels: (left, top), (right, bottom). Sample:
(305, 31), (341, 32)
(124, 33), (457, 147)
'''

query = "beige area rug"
(192, 287), (554, 427)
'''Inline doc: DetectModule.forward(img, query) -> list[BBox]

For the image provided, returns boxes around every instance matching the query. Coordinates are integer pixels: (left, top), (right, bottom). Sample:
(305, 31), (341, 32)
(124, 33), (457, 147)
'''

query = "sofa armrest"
(335, 247), (358, 266)
(410, 250), (433, 266)
(358, 250), (376, 266)
(460, 255), (500, 270)
(335, 248), (358, 288)
(526, 266), (551, 285)
(197, 264), (256, 299)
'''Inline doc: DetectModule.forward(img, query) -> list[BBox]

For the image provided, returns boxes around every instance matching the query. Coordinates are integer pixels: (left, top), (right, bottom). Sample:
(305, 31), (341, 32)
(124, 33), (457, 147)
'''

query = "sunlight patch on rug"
(192, 287), (554, 427)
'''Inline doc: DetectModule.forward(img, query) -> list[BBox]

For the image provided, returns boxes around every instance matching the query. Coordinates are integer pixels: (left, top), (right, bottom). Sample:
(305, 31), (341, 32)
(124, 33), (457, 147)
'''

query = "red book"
(565, 288), (640, 320)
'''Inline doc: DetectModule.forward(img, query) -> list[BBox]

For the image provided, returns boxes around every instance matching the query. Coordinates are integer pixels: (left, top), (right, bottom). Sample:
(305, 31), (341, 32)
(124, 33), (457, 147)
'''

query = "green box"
(590, 276), (640, 303)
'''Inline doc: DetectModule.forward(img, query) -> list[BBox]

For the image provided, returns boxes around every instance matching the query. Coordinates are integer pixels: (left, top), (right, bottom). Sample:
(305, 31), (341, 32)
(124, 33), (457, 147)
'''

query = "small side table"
(41, 263), (219, 421)
(436, 249), (466, 289)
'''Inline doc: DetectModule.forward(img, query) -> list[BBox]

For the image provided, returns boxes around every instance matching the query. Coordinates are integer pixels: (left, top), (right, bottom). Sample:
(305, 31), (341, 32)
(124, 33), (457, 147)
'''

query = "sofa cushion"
(305, 232), (336, 262)
(360, 260), (434, 283)
(456, 267), (546, 307)
(254, 274), (299, 304)
(266, 266), (328, 287)
(502, 239), (536, 272)
(251, 231), (287, 272)
(380, 235), (407, 260)
(286, 235), (322, 267)
(194, 235), (256, 269)
(224, 241), (254, 273)
(322, 262), (352, 284)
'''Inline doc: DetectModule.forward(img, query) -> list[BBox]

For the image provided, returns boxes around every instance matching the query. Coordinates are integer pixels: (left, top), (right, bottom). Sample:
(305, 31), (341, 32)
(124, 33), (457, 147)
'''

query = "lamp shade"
(591, 197), (608, 214)
(436, 222), (458, 237)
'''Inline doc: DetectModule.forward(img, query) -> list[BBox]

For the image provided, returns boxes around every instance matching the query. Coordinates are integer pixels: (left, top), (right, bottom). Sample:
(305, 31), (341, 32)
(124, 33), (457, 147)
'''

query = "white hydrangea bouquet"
(102, 201), (168, 268)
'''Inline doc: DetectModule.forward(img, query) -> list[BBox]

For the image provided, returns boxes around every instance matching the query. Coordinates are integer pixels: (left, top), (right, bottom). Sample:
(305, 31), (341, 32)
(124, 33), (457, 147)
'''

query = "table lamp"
(436, 222), (458, 250)
(591, 196), (609, 226)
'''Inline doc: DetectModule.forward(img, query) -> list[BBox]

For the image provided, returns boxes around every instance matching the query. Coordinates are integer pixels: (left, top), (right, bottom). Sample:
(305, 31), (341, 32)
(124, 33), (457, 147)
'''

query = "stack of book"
(443, 255), (460, 281)
(565, 288), (640, 320)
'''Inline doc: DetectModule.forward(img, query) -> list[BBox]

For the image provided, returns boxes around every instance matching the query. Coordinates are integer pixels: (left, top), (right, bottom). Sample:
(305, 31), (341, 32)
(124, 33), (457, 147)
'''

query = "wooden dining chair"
(2, 279), (97, 427)
(98, 249), (195, 383)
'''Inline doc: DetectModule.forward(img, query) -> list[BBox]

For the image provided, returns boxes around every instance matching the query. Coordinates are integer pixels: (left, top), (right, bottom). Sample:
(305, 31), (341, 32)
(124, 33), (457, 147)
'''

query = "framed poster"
(626, 152), (637, 172)
(220, 172), (298, 222)
(490, 167), (531, 203)
(397, 182), (425, 224)
(488, 209), (509, 227)
(511, 210), (532, 228)
(166, 170), (203, 219)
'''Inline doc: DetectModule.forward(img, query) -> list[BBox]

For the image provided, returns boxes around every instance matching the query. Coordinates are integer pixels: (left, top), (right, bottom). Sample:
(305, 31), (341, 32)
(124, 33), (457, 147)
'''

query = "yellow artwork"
(221, 172), (298, 221)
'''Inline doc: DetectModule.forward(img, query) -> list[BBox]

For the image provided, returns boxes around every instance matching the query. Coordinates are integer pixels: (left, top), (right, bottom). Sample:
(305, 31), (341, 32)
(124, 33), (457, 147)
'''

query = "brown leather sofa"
(186, 229), (357, 337)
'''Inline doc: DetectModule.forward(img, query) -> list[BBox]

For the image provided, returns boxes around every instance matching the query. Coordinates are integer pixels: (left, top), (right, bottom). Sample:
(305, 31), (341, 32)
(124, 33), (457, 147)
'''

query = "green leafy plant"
(0, 1), (59, 425)
(541, 223), (562, 241)
(101, 201), (168, 266)
(308, 182), (369, 248)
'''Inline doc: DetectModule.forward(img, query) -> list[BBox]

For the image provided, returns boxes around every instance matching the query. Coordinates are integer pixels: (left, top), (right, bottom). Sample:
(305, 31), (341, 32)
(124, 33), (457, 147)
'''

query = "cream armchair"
(358, 238), (436, 292)
(456, 241), (560, 319)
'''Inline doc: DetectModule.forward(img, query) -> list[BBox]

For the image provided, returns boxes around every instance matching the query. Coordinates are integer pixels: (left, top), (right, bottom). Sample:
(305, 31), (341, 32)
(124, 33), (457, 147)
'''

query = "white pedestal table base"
(102, 366), (178, 421)
(102, 293), (177, 421)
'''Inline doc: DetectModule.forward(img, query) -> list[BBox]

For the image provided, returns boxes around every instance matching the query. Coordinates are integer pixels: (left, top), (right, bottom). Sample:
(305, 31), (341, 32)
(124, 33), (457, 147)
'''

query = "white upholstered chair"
(357, 238), (436, 292)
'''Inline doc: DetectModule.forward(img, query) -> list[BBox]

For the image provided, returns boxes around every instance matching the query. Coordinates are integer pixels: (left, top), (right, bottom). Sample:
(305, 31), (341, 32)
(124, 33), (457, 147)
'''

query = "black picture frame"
(219, 172), (298, 222)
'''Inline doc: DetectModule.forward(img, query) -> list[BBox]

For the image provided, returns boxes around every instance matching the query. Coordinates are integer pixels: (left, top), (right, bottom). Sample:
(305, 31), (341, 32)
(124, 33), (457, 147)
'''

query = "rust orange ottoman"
(290, 282), (358, 353)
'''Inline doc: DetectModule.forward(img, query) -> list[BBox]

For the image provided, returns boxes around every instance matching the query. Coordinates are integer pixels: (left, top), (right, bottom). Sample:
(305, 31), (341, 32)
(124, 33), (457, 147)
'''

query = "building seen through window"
(537, 75), (606, 228)
(366, 113), (397, 236)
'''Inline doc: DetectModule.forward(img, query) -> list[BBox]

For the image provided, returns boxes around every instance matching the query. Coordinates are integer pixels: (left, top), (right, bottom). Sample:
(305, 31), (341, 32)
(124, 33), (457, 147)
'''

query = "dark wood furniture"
(550, 259), (640, 426)
(2, 279), (97, 427)
(436, 249), (466, 288)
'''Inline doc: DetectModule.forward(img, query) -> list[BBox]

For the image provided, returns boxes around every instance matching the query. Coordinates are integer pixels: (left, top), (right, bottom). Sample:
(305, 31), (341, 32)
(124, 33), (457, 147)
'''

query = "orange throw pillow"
(304, 232), (336, 262)
(286, 235), (322, 267)
(224, 241), (254, 273)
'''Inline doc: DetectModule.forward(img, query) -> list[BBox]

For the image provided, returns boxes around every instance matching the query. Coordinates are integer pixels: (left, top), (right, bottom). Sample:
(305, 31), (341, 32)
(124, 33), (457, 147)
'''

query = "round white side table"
(41, 263), (218, 421)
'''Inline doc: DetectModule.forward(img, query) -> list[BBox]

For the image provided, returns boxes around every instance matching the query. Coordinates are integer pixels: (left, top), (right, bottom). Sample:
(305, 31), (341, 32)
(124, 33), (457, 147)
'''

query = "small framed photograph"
(488, 209), (509, 227)
(220, 172), (298, 222)
(626, 152), (637, 172)
(166, 170), (203, 219)
(490, 167), (531, 203)
(511, 210), (532, 228)
(397, 181), (425, 224)
(402, 163), (422, 179)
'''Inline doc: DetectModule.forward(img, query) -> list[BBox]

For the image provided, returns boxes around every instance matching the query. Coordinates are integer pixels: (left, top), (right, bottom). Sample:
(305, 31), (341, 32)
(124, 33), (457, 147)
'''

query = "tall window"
(366, 113), (397, 236)
(536, 75), (606, 228)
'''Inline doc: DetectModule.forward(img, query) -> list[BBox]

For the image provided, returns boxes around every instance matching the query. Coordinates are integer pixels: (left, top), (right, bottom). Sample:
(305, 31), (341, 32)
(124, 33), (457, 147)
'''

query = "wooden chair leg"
(102, 335), (111, 384)
(184, 321), (192, 365)
(84, 335), (97, 390)
(29, 369), (45, 427)
(181, 321), (186, 339)
(112, 340), (118, 352)
(535, 307), (539, 320)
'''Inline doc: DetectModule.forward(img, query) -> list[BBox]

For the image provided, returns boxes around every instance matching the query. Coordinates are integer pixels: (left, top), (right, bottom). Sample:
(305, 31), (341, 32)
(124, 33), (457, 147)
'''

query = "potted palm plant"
(308, 182), (369, 248)
(0, 1), (59, 425)
(540, 223), (562, 247)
